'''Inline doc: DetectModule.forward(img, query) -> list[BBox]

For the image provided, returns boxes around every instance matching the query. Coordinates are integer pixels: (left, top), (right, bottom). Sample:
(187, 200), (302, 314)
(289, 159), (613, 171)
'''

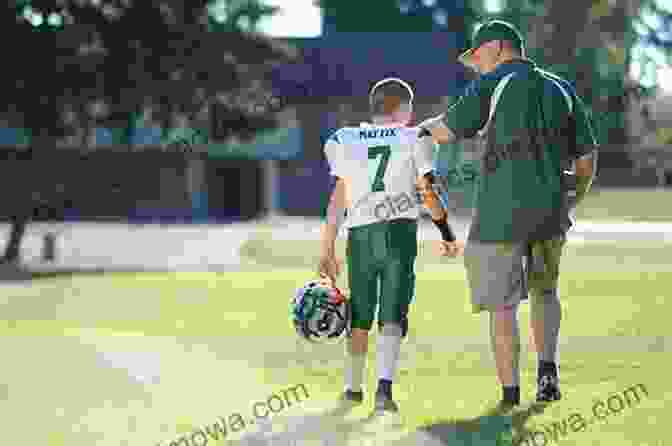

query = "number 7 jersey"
(324, 123), (437, 229)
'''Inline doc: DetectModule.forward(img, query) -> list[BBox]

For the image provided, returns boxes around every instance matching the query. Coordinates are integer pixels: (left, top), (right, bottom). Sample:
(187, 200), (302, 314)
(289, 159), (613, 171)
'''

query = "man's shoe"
(536, 375), (562, 402)
(496, 399), (519, 413)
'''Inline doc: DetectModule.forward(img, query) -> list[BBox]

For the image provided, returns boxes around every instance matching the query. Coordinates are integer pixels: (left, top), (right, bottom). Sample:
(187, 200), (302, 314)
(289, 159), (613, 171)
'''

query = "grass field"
(1, 225), (670, 445)
(1, 188), (671, 445)
(575, 188), (672, 222)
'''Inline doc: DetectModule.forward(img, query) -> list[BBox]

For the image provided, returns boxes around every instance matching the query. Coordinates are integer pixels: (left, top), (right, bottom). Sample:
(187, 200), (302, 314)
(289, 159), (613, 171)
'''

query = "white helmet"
(369, 77), (415, 124)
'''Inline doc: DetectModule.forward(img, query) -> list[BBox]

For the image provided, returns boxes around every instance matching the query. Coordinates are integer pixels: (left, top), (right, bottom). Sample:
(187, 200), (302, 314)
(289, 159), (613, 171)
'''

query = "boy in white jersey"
(318, 78), (462, 415)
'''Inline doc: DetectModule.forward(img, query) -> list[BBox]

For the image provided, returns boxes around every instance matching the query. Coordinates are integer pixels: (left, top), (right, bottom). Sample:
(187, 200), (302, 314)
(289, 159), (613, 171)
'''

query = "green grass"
(575, 188), (672, 221)
(0, 237), (670, 445)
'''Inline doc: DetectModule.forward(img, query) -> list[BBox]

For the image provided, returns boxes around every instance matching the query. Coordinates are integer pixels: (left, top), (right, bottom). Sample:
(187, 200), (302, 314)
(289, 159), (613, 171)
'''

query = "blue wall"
(273, 34), (472, 101)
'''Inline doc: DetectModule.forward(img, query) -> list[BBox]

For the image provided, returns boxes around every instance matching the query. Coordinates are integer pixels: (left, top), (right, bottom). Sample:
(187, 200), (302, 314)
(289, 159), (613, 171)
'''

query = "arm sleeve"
(440, 80), (491, 140)
(413, 131), (437, 177)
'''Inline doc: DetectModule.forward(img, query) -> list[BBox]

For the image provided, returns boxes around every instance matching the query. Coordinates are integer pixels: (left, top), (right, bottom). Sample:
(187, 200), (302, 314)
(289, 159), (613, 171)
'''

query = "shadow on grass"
(392, 402), (549, 446)
(230, 401), (550, 445)
(0, 267), (154, 283)
(231, 399), (391, 445)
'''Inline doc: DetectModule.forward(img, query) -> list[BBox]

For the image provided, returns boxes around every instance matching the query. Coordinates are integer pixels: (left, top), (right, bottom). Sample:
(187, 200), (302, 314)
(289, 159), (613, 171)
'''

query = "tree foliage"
(2, 0), (297, 149)
(316, 0), (479, 46)
(637, 0), (672, 51)
(476, 0), (656, 160)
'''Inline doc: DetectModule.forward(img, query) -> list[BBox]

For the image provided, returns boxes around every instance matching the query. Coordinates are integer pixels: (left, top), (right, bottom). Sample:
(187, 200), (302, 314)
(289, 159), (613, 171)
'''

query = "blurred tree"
(207, 0), (279, 33)
(318, 0), (479, 42)
(637, 0), (672, 53)
(0, 0), (295, 265)
(497, 0), (672, 141)
(486, 0), (652, 168)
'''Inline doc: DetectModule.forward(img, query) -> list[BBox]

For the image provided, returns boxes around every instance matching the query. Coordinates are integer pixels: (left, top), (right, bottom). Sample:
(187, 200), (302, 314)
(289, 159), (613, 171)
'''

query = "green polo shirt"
(442, 59), (598, 242)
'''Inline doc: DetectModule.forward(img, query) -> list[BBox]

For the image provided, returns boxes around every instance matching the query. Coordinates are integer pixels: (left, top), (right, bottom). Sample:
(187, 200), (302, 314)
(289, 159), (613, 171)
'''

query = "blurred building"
(2, 28), (670, 226)
(271, 32), (473, 216)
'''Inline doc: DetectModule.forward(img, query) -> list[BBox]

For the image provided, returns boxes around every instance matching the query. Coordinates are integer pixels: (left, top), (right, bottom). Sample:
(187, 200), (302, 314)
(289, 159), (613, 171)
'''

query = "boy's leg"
(344, 225), (379, 400)
(376, 219), (418, 412)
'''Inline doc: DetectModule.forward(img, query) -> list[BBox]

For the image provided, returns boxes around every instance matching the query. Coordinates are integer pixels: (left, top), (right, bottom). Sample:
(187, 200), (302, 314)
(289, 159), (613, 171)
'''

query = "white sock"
(377, 323), (403, 382)
(345, 352), (366, 392)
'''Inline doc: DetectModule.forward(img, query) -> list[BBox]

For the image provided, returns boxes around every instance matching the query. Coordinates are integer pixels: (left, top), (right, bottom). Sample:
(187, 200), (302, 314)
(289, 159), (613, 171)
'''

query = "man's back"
(324, 123), (434, 229)
(470, 62), (594, 242)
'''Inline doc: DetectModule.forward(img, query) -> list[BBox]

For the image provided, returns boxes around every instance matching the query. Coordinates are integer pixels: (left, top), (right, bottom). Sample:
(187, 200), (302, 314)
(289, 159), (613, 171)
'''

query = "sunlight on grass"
(1, 236), (670, 445)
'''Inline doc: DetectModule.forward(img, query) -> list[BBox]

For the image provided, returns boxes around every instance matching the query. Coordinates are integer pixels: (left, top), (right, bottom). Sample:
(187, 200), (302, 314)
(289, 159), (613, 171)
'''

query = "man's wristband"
(432, 215), (456, 242)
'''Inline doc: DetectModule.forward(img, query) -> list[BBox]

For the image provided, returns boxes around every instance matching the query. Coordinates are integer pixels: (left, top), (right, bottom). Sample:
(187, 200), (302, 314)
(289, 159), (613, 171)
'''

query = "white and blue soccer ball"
(291, 280), (350, 343)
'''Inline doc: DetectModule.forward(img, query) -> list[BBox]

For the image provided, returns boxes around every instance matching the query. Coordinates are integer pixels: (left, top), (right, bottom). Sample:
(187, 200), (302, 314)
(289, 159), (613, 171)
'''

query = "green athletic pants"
(346, 218), (417, 331)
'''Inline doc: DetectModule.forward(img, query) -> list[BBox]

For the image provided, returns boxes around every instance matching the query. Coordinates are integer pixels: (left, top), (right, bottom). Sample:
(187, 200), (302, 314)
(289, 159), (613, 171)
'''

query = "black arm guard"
(432, 214), (456, 242)
(422, 172), (455, 241)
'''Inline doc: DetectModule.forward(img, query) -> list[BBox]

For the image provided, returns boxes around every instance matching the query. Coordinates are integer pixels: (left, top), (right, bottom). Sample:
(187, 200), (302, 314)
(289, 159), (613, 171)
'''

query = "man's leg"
(344, 226), (379, 402)
(376, 219), (417, 413)
(464, 240), (526, 407)
(489, 303), (522, 405)
(528, 235), (566, 402)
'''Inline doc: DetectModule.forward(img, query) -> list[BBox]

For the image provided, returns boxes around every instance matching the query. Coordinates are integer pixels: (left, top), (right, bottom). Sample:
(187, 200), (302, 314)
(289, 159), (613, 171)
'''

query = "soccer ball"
(291, 280), (350, 343)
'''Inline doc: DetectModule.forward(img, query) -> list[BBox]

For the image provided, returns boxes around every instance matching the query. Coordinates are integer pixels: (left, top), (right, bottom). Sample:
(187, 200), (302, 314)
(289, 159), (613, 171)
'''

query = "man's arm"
(418, 81), (491, 144)
(570, 93), (599, 208)
(571, 150), (597, 208)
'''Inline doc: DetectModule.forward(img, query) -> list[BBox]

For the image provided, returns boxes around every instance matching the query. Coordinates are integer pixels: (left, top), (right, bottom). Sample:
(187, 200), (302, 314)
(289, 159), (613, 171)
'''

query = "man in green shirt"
(419, 20), (598, 407)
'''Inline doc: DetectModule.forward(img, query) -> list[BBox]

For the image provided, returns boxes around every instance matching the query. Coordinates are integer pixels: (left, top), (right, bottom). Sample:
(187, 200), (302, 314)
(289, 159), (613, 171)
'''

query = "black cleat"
(374, 390), (399, 414)
(342, 389), (364, 404)
(536, 375), (562, 402)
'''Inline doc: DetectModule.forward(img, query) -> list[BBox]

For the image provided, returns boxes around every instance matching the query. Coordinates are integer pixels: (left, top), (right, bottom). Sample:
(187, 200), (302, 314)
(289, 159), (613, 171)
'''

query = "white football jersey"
(324, 123), (436, 229)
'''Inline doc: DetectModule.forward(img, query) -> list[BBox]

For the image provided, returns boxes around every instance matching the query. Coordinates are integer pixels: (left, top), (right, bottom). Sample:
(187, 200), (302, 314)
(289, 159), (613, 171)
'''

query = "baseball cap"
(458, 20), (525, 63)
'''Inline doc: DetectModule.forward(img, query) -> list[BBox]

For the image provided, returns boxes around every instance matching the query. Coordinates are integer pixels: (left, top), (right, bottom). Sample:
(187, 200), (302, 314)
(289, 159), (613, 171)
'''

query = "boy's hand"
(318, 254), (341, 284)
(439, 240), (464, 257)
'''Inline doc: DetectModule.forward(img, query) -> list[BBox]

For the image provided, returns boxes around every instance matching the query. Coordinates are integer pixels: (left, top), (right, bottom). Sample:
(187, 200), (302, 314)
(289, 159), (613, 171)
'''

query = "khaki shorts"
(464, 234), (567, 313)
